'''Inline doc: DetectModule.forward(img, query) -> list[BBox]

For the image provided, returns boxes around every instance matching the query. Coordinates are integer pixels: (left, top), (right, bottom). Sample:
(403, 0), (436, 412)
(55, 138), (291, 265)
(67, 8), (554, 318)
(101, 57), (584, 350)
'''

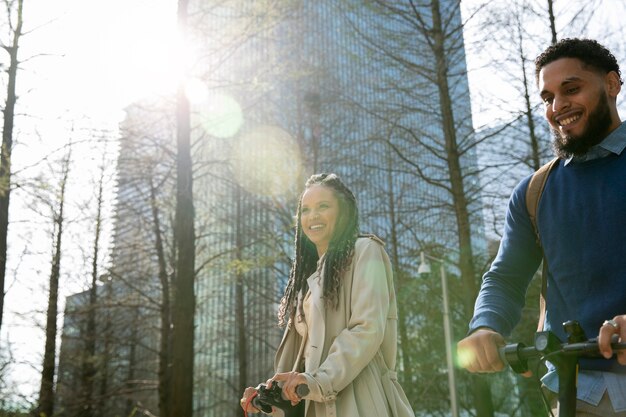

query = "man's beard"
(552, 91), (613, 159)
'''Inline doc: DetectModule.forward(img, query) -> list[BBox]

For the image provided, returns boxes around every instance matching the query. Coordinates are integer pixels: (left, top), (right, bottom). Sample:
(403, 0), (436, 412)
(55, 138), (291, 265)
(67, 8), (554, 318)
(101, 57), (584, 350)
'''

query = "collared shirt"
(542, 121), (626, 411)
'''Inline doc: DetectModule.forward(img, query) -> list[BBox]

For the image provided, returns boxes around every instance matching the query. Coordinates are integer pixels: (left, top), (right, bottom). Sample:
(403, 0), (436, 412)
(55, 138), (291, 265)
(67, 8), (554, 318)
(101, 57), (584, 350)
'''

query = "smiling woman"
(240, 173), (415, 417)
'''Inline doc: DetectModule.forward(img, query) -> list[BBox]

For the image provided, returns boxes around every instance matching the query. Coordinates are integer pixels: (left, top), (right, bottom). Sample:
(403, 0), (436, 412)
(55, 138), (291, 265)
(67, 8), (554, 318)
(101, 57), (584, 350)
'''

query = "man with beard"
(458, 38), (626, 416)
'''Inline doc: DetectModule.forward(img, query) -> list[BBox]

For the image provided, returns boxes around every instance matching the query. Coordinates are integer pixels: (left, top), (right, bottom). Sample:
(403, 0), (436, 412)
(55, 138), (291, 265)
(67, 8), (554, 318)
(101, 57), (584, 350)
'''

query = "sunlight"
(230, 125), (302, 197)
(185, 78), (209, 105)
(99, 1), (180, 106)
(28, 0), (215, 123)
(37, 0), (187, 116)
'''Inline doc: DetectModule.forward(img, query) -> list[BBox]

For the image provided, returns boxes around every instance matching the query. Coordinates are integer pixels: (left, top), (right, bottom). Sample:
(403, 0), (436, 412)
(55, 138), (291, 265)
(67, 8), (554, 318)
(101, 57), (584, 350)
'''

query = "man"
(458, 38), (626, 416)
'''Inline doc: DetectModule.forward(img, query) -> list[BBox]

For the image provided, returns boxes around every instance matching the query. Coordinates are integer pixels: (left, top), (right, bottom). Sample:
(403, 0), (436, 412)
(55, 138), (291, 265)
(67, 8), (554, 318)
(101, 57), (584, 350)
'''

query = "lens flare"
(197, 93), (244, 138)
(230, 125), (302, 197)
(456, 346), (475, 368)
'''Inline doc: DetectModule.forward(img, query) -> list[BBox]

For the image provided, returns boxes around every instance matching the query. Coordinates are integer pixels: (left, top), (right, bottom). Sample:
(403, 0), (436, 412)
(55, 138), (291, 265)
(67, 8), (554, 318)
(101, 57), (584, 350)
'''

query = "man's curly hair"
(535, 38), (623, 86)
(277, 173), (359, 327)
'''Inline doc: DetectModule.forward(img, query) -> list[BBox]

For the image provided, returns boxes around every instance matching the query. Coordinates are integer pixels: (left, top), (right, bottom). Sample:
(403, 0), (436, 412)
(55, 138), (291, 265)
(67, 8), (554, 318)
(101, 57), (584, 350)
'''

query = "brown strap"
(537, 262), (549, 331)
(526, 158), (560, 239)
(525, 157), (560, 331)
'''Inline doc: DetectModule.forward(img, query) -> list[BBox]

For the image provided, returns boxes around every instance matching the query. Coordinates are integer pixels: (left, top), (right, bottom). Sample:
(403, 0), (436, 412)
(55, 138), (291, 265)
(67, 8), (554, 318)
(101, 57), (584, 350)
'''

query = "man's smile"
(557, 113), (581, 127)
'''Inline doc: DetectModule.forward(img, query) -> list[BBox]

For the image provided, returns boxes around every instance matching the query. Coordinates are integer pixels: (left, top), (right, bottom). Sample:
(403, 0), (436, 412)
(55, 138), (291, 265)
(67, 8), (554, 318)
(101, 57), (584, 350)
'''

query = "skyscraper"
(57, 1), (486, 416)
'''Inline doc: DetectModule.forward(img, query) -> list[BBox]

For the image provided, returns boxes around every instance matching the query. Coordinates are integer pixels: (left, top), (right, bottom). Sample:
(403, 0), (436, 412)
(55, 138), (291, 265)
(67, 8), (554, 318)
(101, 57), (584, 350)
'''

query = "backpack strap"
(525, 157), (560, 331)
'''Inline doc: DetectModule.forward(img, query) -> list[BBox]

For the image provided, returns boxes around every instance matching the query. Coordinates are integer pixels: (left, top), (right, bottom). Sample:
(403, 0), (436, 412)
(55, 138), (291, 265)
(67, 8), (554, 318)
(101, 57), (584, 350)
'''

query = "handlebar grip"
(296, 384), (310, 398)
(499, 342), (531, 374)
(250, 383), (309, 413)
(497, 345), (508, 365)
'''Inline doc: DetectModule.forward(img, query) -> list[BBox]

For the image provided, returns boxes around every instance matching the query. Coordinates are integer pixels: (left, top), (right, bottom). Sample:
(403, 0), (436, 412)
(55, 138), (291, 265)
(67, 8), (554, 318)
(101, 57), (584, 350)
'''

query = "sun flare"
(192, 93), (244, 139)
(230, 125), (302, 197)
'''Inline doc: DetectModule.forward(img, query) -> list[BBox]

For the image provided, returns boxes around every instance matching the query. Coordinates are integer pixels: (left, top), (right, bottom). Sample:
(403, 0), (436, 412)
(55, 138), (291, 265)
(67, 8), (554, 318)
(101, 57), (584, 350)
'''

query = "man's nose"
(552, 94), (570, 113)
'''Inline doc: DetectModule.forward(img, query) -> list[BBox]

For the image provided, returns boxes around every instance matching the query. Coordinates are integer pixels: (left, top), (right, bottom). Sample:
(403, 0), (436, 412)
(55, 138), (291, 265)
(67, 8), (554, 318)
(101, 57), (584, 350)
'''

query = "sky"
(3, 0), (178, 402)
(460, 0), (626, 128)
(3, 0), (626, 404)
(23, 0), (178, 121)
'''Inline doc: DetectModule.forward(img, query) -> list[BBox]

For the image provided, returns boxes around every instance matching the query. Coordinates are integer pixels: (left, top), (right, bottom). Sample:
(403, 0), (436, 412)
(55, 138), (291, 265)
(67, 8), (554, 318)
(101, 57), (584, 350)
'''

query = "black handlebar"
(499, 334), (626, 374)
(497, 320), (626, 417)
(251, 383), (309, 416)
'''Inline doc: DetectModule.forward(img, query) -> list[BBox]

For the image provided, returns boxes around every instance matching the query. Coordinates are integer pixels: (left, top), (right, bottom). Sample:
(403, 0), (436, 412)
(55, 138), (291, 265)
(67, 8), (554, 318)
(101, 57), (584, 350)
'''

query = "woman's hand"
(240, 386), (261, 414)
(270, 371), (308, 405)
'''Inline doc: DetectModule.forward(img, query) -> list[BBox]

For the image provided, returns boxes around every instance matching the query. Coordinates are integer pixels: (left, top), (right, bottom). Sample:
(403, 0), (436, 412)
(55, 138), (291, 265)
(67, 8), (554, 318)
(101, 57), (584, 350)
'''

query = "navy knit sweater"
(471, 128), (626, 372)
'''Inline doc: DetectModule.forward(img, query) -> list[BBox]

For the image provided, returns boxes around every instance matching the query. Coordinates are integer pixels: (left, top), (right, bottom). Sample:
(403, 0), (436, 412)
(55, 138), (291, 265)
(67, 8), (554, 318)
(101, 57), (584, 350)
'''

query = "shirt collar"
(564, 121), (626, 165)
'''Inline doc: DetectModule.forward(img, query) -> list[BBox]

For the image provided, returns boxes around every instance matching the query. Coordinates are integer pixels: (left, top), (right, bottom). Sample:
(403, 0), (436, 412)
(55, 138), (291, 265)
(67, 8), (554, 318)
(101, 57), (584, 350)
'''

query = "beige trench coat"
(274, 236), (415, 417)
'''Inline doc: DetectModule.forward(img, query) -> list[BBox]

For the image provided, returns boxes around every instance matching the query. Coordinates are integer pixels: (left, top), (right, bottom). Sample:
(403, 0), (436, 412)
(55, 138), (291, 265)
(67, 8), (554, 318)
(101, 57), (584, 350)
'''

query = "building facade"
(57, 1), (487, 416)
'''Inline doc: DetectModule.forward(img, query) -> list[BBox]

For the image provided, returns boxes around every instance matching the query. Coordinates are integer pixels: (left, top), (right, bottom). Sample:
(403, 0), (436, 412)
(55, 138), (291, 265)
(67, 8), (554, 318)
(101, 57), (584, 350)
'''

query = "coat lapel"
(306, 271), (326, 371)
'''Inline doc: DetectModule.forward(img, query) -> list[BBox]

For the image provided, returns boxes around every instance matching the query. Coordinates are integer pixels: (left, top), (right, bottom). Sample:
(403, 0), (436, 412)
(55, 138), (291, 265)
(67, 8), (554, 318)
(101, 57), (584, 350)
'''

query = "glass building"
(57, 1), (486, 416)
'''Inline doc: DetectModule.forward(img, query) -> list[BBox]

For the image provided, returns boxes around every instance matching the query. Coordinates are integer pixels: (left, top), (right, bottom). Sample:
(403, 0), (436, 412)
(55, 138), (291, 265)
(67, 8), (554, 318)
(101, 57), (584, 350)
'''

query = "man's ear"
(606, 71), (622, 98)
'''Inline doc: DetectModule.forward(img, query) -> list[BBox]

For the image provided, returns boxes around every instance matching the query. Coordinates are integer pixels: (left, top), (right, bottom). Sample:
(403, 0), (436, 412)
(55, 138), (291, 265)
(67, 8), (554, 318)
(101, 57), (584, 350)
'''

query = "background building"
(57, 1), (488, 416)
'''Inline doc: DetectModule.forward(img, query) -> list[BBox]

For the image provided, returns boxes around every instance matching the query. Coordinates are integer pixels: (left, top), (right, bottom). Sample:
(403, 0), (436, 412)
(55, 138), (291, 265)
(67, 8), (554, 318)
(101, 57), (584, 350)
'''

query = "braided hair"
(277, 173), (359, 327)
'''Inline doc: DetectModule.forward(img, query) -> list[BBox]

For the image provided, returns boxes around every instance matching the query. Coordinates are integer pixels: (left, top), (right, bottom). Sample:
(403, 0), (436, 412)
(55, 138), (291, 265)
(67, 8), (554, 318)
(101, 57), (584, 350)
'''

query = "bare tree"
(148, 172), (172, 417)
(0, 0), (24, 335)
(338, 0), (495, 414)
(35, 145), (71, 417)
(75, 152), (107, 417)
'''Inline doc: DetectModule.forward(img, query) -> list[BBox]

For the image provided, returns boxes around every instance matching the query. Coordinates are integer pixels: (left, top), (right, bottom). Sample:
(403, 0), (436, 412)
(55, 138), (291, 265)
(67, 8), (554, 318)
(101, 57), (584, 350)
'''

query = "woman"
(241, 173), (414, 417)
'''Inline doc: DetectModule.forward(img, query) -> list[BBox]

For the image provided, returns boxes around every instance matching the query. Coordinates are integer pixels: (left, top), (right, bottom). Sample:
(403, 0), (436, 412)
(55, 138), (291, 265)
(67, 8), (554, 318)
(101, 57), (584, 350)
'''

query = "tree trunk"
(170, 0), (196, 415)
(547, 0), (557, 45)
(235, 189), (248, 417)
(80, 162), (105, 417)
(385, 150), (412, 385)
(0, 0), (23, 335)
(97, 280), (112, 417)
(514, 16), (542, 171)
(150, 179), (172, 417)
(430, 0), (492, 415)
(36, 148), (71, 417)
(125, 310), (138, 417)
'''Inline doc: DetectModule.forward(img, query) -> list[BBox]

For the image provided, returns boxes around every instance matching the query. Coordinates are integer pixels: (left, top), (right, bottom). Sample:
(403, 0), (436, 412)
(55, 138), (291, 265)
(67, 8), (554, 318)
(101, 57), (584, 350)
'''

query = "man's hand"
(598, 314), (626, 365)
(457, 328), (506, 373)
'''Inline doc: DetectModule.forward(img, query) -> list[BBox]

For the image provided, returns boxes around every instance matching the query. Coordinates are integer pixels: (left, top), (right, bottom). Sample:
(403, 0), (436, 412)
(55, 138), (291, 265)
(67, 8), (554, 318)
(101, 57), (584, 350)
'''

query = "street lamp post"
(418, 251), (459, 417)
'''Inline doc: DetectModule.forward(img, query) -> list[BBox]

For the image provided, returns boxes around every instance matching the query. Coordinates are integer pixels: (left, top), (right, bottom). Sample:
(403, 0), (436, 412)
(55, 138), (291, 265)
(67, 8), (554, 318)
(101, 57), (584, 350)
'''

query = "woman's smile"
(300, 184), (339, 256)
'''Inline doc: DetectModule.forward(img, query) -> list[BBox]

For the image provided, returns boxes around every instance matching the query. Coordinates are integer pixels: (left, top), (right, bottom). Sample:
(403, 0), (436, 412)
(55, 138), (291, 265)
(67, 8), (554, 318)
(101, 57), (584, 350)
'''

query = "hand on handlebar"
(457, 328), (509, 374)
(598, 314), (626, 364)
(270, 371), (308, 405)
(240, 386), (262, 414)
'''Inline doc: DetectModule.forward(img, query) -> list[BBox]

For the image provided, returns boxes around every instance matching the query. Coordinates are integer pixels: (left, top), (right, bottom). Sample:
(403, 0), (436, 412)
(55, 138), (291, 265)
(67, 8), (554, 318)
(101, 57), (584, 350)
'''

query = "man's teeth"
(310, 224), (324, 230)
(559, 115), (580, 126)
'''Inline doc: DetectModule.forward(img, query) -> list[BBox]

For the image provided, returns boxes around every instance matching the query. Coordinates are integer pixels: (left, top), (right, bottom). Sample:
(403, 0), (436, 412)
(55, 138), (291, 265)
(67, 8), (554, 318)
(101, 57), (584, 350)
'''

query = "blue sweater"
(470, 125), (626, 373)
